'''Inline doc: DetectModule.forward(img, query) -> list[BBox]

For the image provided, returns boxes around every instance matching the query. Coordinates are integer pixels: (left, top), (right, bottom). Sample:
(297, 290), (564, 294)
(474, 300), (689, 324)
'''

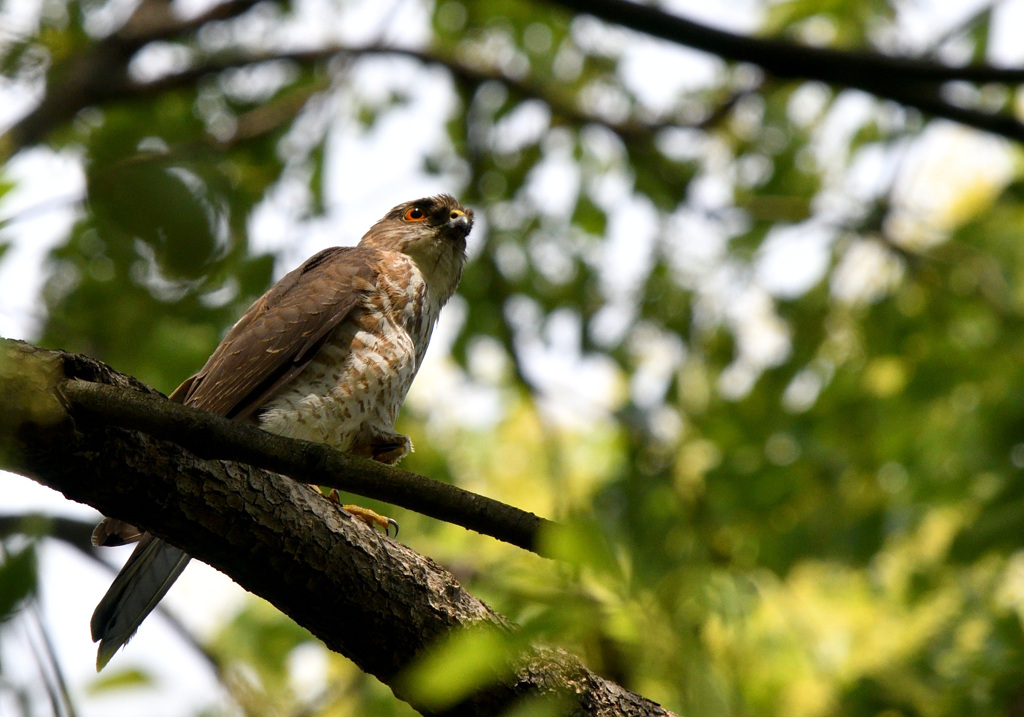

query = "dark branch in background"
(542, 0), (1024, 143)
(6, 0), (1024, 156)
(1, 38), (682, 161)
(0, 0), (264, 154)
(0, 514), (98, 558)
(548, 0), (1024, 83)
(0, 338), (675, 717)
(86, 44), (691, 145)
(115, 0), (266, 44)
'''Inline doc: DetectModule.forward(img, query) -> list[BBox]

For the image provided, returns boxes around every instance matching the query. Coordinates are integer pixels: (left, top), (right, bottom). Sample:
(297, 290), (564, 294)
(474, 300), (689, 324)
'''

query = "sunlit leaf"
(85, 667), (155, 694)
(399, 627), (519, 711)
(538, 517), (623, 580)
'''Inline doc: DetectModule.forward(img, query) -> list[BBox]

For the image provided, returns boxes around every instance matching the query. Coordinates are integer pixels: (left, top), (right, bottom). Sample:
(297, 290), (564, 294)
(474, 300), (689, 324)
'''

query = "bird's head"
(360, 194), (473, 300)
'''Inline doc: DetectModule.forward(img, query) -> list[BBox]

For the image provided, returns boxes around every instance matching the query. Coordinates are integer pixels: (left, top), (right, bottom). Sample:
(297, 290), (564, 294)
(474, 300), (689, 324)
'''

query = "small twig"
(925, 0), (1006, 53)
(25, 604), (78, 717)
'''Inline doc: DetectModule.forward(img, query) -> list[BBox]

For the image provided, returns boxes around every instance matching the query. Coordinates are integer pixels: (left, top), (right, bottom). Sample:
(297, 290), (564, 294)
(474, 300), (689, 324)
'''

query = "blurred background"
(4, 0), (1024, 715)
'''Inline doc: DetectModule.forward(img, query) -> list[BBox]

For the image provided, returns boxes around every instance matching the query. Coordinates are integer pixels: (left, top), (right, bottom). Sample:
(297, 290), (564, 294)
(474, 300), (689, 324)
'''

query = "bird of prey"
(90, 194), (473, 669)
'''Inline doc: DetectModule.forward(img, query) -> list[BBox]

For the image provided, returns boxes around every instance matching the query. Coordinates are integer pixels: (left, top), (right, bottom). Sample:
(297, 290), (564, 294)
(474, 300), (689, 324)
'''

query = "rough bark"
(0, 337), (677, 717)
(57, 378), (552, 553)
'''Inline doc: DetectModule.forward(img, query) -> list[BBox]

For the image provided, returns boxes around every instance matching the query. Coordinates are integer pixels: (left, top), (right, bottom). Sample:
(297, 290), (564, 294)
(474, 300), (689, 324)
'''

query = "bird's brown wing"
(169, 245), (380, 419)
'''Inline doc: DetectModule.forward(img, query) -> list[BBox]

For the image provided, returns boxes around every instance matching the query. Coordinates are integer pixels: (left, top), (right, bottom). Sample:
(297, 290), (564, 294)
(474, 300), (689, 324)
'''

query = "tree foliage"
(3, 0), (1024, 715)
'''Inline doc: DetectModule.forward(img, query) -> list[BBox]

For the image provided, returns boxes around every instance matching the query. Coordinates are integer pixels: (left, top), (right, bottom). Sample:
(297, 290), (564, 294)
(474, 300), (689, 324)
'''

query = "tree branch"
(542, 0), (1024, 143)
(57, 378), (553, 554)
(0, 513), (99, 558)
(546, 0), (1024, 83)
(0, 0), (268, 156)
(0, 337), (673, 716)
(9, 0), (1024, 157)
(118, 45), (682, 144)
(114, 0), (266, 45)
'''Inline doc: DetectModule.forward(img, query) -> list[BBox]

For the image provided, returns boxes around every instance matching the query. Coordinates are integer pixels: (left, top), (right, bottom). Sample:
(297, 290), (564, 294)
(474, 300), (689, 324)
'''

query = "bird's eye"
(404, 207), (427, 222)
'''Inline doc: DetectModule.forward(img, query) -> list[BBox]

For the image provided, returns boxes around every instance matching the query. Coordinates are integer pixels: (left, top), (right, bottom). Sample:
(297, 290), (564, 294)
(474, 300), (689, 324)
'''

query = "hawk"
(90, 194), (473, 669)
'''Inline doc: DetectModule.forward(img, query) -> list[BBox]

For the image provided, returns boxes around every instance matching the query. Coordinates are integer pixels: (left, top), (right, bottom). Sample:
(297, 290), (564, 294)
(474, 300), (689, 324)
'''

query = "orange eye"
(404, 206), (427, 221)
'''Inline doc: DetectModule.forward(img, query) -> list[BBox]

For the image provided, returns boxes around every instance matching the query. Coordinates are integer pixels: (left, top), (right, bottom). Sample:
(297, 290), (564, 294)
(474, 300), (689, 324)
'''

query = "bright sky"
(0, 0), (1020, 714)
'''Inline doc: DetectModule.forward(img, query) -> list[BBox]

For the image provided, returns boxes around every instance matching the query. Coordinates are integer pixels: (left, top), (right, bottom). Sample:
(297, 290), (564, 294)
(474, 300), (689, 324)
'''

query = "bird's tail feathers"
(90, 535), (191, 670)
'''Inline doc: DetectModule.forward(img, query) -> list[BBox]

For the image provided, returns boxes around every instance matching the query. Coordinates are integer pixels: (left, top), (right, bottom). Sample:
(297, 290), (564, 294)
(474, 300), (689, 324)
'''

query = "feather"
(90, 535), (190, 670)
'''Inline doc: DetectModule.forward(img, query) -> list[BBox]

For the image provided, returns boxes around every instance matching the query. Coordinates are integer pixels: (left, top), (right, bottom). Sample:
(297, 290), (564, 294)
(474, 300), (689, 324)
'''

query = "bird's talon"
(341, 504), (397, 536)
(386, 518), (399, 538)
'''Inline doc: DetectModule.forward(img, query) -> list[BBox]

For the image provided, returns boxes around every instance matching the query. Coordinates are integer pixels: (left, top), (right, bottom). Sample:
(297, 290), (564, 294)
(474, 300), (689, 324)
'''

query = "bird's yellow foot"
(327, 489), (399, 536)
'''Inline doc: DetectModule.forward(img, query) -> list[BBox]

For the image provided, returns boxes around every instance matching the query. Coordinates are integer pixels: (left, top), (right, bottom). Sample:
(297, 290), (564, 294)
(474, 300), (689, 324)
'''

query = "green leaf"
(538, 517), (623, 580)
(571, 192), (606, 236)
(399, 627), (519, 711)
(967, 8), (993, 63)
(86, 667), (156, 694)
(308, 142), (327, 216)
(0, 544), (37, 622)
(87, 154), (223, 279)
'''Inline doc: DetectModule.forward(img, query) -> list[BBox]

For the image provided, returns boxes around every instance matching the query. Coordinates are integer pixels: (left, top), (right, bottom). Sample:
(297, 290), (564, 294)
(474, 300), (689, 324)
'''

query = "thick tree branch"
(0, 337), (676, 716)
(57, 378), (553, 554)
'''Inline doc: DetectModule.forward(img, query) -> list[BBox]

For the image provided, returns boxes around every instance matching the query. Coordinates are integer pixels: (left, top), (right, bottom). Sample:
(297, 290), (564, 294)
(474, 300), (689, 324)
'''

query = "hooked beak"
(445, 208), (473, 240)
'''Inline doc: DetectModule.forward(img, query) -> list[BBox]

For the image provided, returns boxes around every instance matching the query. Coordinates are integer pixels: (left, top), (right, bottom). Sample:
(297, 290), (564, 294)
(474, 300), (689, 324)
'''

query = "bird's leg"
(326, 490), (399, 536)
(348, 433), (412, 465)
(329, 433), (410, 536)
